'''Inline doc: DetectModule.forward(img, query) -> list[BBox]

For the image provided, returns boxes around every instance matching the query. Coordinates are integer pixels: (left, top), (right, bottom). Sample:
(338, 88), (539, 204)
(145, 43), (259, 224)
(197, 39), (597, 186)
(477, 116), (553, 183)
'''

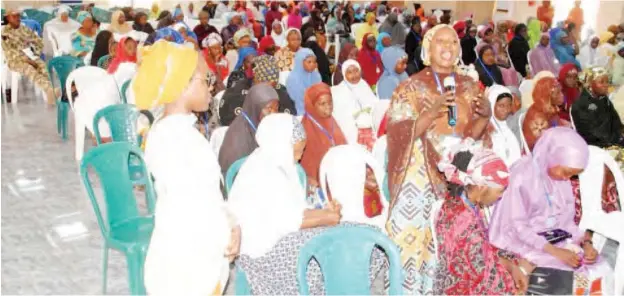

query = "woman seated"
(132, 12), (155, 35)
(173, 23), (198, 49)
(522, 74), (567, 151)
(258, 36), (278, 56)
(434, 140), (529, 295)
(302, 29), (331, 85)
(106, 37), (137, 74)
(286, 48), (322, 115)
(275, 28), (302, 72)
(218, 84), (280, 175)
(219, 55), (294, 126)
(331, 59), (378, 148)
(489, 128), (614, 295)
(202, 33), (229, 82)
(357, 33), (383, 89)
(376, 32), (391, 53)
(228, 113), (342, 259)
(572, 67), (624, 148)
(301, 83), (348, 186)
(226, 46), (257, 88)
(529, 33), (560, 76)
(90, 30), (113, 67)
(333, 43), (358, 86)
(558, 63), (581, 122)
(552, 30), (581, 69)
(488, 85), (522, 166)
(270, 20), (286, 47)
(193, 10), (218, 47)
(71, 12), (97, 58)
(42, 5), (80, 58)
(376, 46), (408, 100)
(475, 44), (504, 87)
(109, 10), (132, 34)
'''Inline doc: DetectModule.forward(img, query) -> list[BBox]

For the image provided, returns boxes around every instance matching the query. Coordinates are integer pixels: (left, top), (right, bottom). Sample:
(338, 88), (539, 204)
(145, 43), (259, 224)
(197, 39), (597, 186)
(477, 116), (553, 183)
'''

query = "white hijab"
(331, 59), (379, 144)
(578, 36), (599, 69)
(488, 85), (522, 167)
(42, 5), (80, 57)
(271, 20), (286, 47)
(228, 113), (308, 258)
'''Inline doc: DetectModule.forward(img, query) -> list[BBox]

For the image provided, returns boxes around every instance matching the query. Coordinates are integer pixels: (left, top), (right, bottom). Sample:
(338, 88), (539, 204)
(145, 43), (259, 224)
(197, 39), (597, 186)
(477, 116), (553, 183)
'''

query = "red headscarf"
(300, 83), (347, 182)
(453, 21), (467, 39)
(356, 33), (383, 87)
(557, 63), (580, 121)
(258, 36), (278, 54)
(107, 37), (137, 74)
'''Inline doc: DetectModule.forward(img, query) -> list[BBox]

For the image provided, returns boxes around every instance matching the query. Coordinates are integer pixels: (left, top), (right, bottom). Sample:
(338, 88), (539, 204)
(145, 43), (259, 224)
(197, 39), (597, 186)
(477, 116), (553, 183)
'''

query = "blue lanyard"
(477, 58), (497, 84)
(305, 113), (335, 146)
(241, 111), (256, 132)
(461, 192), (488, 232)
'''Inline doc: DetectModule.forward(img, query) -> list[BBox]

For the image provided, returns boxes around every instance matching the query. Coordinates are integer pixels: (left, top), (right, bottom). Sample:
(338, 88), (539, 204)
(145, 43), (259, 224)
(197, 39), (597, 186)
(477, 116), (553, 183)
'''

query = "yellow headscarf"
(133, 40), (198, 110)
(599, 31), (615, 45)
(365, 12), (376, 23)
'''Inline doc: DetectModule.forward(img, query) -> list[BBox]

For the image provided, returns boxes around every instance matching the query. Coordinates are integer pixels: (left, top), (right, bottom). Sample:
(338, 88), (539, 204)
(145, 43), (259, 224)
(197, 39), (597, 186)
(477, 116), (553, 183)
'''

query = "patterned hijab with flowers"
(437, 138), (510, 190)
(579, 66), (609, 94)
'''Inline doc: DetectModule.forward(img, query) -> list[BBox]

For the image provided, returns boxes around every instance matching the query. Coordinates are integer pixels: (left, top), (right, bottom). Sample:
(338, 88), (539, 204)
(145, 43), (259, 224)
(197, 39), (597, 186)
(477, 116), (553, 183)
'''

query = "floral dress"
(275, 46), (297, 72)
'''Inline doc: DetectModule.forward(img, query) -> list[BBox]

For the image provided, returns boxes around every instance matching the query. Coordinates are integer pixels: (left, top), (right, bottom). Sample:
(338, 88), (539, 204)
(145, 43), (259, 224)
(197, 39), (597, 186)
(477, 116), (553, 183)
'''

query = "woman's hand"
(225, 225), (241, 262)
(551, 246), (580, 268)
(472, 92), (491, 118)
(509, 265), (529, 294)
(423, 90), (454, 118)
(582, 242), (598, 264)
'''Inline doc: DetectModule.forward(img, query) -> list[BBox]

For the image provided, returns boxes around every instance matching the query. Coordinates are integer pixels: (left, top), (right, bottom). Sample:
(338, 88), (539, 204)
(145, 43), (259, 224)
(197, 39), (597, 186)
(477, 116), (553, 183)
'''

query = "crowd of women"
(3, 0), (624, 295)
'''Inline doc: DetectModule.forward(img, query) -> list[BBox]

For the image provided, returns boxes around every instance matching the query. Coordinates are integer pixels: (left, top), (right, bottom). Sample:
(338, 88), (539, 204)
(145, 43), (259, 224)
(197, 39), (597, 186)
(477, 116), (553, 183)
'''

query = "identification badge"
(376, 67), (380, 74)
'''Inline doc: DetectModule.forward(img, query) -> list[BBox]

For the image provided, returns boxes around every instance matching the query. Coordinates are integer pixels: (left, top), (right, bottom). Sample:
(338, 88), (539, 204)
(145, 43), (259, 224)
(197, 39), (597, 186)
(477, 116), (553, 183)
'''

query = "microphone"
(443, 76), (457, 127)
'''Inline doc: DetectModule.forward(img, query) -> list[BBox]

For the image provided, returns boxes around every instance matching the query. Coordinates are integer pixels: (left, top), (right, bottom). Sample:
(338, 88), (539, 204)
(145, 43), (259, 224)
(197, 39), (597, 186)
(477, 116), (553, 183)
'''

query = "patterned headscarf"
(133, 40), (198, 110)
(202, 32), (222, 48)
(421, 24), (460, 66)
(292, 116), (306, 143)
(233, 28), (252, 47)
(579, 66), (609, 91)
(253, 55), (279, 84)
(77, 11), (92, 24)
(437, 138), (510, 189)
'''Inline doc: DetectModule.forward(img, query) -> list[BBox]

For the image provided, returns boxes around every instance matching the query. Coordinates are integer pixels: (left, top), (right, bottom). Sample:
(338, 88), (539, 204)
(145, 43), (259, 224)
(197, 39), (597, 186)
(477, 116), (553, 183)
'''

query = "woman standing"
(375, 32), (392, 53)
(377, 46), (408, 100)
(357, 33), (383, 89)
(71, 11), (97, 58)
(286, 48), (322, 115)
(109, 10), (132, 34)
(386, 24), (491, 295)
(138, 40), (238, 296)
(275, 28), (302, 71)
(271, 20), (286, 47)
(331, 59), (379, 147)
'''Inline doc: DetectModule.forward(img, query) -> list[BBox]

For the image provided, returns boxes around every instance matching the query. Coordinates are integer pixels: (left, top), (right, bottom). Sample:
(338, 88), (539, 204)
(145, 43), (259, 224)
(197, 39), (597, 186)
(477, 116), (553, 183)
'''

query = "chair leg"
(11, 72), (19, 104)
(126, 250), (147, 296)
(60, 102), (68, 140)
(56, 104), (62, 135)
(75, 118), (85, 161)
(102, 247), (109, 295)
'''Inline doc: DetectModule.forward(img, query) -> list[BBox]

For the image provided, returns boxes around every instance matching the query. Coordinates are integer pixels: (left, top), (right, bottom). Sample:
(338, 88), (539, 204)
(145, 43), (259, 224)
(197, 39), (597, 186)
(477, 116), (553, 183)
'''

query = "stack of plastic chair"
(119, 80), (132, 104)
(91, 7), (112, 23)
(297, 225), (404, 295)
(79, 142), (156, 295)
(47, 55), (85, 140)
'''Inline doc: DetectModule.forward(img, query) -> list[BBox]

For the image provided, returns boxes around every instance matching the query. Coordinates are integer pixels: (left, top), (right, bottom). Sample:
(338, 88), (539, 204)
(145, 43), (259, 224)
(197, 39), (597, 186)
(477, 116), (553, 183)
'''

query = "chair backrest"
(93, 104), (154, 146)
(569, 105), (576, 130)
(319, 145), (388, 229)
(225, 156), (248, 194)
(279, 71), (290, 86)
(518, 111), (531, 155)
(65, 65), (118, 112)
(210, 126), (229, 156)
(79, 142), (156, 239)
(213, 90), (225, 119)
(372, 135), (387, 170)
(297, 225), (403, 295)
(120, 79), (132, 104)
(47, 55), (84, 100)
(372, 100), (390, 136)
(579, 146), (624, 220)
(97, 55), (110, 68)
(527, 49), (534, 76)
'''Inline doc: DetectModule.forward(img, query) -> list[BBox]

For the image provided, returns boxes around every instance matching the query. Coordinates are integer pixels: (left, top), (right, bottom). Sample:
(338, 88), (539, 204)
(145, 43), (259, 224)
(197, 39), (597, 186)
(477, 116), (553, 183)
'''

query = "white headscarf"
(578, 35), (599, 69)
(202, 32), (223, 48)
(271, 20), (286, 47)
(487, 85), (522, 166)
(330, 59), (379, 144)
(42, 5), (80, 57)
(228, 113), (308, 258)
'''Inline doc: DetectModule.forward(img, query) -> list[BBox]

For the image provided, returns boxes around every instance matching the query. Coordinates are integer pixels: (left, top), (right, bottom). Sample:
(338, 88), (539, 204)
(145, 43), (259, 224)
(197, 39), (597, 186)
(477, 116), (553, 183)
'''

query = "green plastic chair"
(225, 156), (307, 194)
(97, 55), (110, 69)
(91, 7), (112, 23)
(47, 56), (84, 140)
(297, 225), (404, 295)
(80, 142), (156, 295)
(120, 80), (131, 104)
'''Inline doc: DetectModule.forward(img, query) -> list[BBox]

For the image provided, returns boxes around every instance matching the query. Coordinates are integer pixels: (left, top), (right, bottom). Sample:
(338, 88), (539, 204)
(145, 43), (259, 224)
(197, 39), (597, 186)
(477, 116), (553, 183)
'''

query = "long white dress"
(144, 113), (232, 295)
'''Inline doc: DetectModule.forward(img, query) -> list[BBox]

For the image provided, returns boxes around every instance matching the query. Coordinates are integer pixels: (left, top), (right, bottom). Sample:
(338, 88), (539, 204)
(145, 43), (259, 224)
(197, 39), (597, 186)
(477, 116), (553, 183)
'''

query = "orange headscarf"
(300, 83), (347, 182)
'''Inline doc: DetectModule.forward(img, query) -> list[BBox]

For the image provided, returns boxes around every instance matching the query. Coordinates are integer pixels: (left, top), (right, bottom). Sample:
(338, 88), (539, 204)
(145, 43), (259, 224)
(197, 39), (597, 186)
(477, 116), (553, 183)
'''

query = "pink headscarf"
(488, 127), (589, 271)
(287, 6), (302, 29)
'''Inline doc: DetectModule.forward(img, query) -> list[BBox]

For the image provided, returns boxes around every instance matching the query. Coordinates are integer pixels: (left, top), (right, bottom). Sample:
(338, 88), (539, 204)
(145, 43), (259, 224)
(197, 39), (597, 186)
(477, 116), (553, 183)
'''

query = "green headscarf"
(527, 19), (542, 49)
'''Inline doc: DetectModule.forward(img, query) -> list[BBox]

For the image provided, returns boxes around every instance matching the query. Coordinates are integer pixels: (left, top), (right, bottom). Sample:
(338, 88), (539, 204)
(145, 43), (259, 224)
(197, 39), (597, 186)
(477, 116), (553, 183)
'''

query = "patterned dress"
(385, 68), (482, 294)
(434, 196), (517, 295)
(275, 46), (297, 72)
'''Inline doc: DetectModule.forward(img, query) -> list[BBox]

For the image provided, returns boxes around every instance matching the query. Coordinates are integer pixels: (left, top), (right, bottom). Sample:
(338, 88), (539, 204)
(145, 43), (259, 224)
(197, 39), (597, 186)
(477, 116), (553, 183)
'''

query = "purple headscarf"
(529, 33), (560, 76)
(488, 127), (589, 271)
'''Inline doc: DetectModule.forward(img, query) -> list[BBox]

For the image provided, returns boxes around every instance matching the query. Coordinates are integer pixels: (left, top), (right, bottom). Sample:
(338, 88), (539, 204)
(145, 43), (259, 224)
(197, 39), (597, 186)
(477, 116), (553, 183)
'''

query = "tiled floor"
(1, 88), (130, 294)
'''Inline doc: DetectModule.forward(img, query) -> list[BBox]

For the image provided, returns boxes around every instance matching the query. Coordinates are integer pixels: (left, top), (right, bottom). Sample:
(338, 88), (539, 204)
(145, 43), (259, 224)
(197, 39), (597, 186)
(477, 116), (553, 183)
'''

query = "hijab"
(551, 30), (581, 69)
(475, 44), (504, 86)
(258, 36), (277, 55)
(333, 42), (357, 86)
(489, 127), (588, 270)
(235, 46), (257, 69)
(453, 20), (467, 39)
(487, 85), (522, 166)
(271, 20), (286, 47)
(286, 48), (322, 115)
(132, 12), (155, 34)
(331, 59), (379, 144)
(287, 7), (302, 29)
(461, 25), (478, 65)
(107, 37), (137, 74)
(379, 12), (406, 46)
(578, 35), (600, 68)
(218, 84), (280, 175)
(527, 18), (542, 49)
(109, 10), (133, 34)
(377, 46), (408, 100)
(529, 33), (559, 76)
(376, 32), (391, 53)
(228, 113), (308, 258)
(558, 63), (581, 114)
(357, 33), (383, 87)
(90, 30), (113, 66)
(300, 83), (348, 182)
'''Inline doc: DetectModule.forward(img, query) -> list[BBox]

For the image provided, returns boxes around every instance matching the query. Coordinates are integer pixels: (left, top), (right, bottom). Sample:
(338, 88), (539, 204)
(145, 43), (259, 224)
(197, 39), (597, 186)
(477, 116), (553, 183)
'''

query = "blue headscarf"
(235, 46), (258, 69)
(77, 11), (92, 24)
(376, 32), (391, 53)
(551, 30), (581, 69)
(286, 48), (322, 115)
(376, 46), (409, 100)
(173, 7), (183, 19)
(154, 27), (184, 44)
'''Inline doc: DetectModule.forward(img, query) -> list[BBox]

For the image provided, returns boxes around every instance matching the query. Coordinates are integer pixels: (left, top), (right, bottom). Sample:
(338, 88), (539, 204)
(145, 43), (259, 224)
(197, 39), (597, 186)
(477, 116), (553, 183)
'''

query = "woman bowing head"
(384, 24), (491, 295)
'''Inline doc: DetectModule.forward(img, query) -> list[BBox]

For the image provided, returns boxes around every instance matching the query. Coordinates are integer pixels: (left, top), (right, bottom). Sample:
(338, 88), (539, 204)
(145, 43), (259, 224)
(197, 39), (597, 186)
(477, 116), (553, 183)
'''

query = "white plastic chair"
(526, 50), (533, 76)
(213, 90), (225, 119)
(372, 100), (390, 136)
(48, 29), (62, 57)
(186, 18), (200, 30)
(350, 23), (363, 40)
(578, 146), (624, 295)
(319, 145), (389, 230)
(518, 112), (531, 155)
(371, 134), (387, 170)
(278, 71), (290, 86)
(569, 106), (576, 130)
(66, 66), (122, 161)
(210, 126), (229, 156)
(100, 23), (110, 30)
(1, 45), (22, 104)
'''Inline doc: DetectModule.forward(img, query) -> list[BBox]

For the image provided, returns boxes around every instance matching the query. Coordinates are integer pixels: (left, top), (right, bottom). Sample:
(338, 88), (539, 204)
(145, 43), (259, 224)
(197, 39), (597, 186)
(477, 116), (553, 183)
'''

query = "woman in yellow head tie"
(137, 40), (240, 296)
(355, 12), (379, 49)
